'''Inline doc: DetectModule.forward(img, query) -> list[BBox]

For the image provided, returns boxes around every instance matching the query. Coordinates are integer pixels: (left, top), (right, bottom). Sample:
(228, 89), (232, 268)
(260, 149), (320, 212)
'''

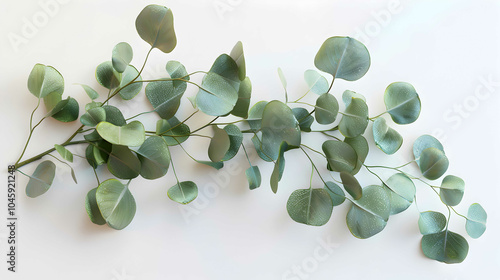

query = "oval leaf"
(80, 84), (99, 100)
(119, 65), (143, 100)
(270, 142), (288, 193)
(315, 93), (339, 125)
(52, 97), (79, 122)
(246, 166), (261, 190)
(135, 5), (177, 53)
(28, 64), (64, 98)
(96, 121), (145, 147)
(384, 82), (421, 124)
(146, 79), (184, 119)
(466, 203), (487, 239)
(96, 61), (120, 89)
(287, 188), (333, 226)
(440, 175), (465, 206)
(96, 179), (136, 230)
(112, 42), (133, 73)
(103, 105), (126, 126)
(385, 173), (415, 215)
(339, 98), (368, 138)
(418, 211), (447, 235)
(168, 181), (198, 204)
(25, 160), (56, 198)
(413, 135), (444, 164)
(107, 145), (141, 179)
(230, 41), (246, 81)
(418, 147), (449, 180)
(54, 144), (73, 163)
(322, 140), (358, 173)
(344, 135), (369, 175)
(421, 230), (469, 264)
(208, 126), (231, 162)
(136, 136), (171, 180)
(372, 117), (403, 155)
(85, 188), (106, 225)
(340, 172), (362, 200)
(304, 69), (329, 95)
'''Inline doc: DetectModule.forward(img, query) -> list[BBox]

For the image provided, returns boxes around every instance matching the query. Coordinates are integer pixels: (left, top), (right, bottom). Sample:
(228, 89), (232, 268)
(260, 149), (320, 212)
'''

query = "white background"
(1, 0), (499, 279)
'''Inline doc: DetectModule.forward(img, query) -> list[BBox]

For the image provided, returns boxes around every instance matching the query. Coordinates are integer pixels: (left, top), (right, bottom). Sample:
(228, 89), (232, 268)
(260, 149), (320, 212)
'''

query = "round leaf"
(136, 136), (171, 180)
(304, 69), (329, 95)
(222, 124), (243, 161)
(418, 211), (447, 235)
(322, 140), (358, 173)
(339, 98), (368, 138)
(246, 166), (261, 190)
(466, 203), (487, 239)
(384, 82), (421, 124)
(96, 179), (136, 230)
(292, 107), (314, 132)
(103, 105), (126, 126)
(344, 135), (369, 175)
(107, 145), (141, 179)
(324, 181), (346, 206)
(80, 107), (106, 127)
(52, 97), (79, 122)
(287, 188), (333, 226)
(28, 64), (64, 98)
(231, 77), (252, 118)
(168, 181), (198, 204)
(119, 65), (143, 100)
(419, 147), (449, 180)
(156, 117), (190, 146)
(385, 173), (415, 215)
(96, 61), (120, 89)
(112, 42), (133, 73)
(342, 90), (365, 107)
(25, 160), (56, 198)
(96, 121), (145, 147)
(146, 79), (184, 119)
(421, 230), (469, 264)
(247, 101), (268, 131)
(85, 188), (106, 225)
(315, 93), (339, 125)
(208, 126), (230, 162)
(372, 117), (403, 155)
(340, 172), (362, 200)
(413, 135), (444, 164)
(135, 5), (177, 53)
(440, 175), (465, 206)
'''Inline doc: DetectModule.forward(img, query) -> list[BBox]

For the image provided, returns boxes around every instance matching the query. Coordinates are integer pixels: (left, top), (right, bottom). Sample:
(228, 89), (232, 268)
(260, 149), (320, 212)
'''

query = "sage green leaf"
(247, 101), (268, 131)
(261, 101), (301, 160)
(418, 211), (447, 235)
(96, 121), (145, 147)
(136, 5), (176, 53)
(136, 136), (171, 180)
(315, 93), (339, 125)
(85, 188), (106, 225)
(52, 97), (79, 122)
(222, 124), (243, 161)
(107, 145), (141, 179)
(156, 117), (190, 146)
(304, 69), (329, 95)
(103, 105), (126, 126)
(231, 77), (252, 118)
(80, 84), (99, 100)
(287, 188), (333, 226)
(85, 101), (102, 111)
(95, 61), (120, 89)
(270, 142), (288, 194)
(418, 147), (449, 180)
(146, 79), (184, 119)
(340, 172), (362, 200)
(277, 67), (287, 89)
(466, 203), (487, 239)
(44, 97), (69, 118)
(314, 36), (370, 81)
(119, 65), (142, 100)
(324, 181), (346, 206)
(196, 160), (224, 170)
(208, 126), (231, 162)
(421, 231), (469, 264)
(28, 64), (64, 98)
(54, 144), (73, 163)
(230, 41), (246, 81)
(344, 135), (369, 175)
(347, 185), (390, 239)
(246, 166), (261, 190)
(85, 145), (99, 168)
(385, 173), (415, 215)
(342, 90), (365, 107)
(322, 140), (357, 173)
(112, 42), (133, 73)
(84, 130), (102, 142)
(440, 175), (465, 206)
(43, 91), (62, 112)
(80, 107), (106, 127)
(96, 179), (136, 230)
(251, 135), (273, 162)
(384, 82), (421, 124)
(92, 141), (112, 166)
(196, 54), (240, 116)
(372, 117), (403, 155)
(413, 135), (444, 165)
(166, 60), (189, 95)
(168, 181), (198, 204)
(292, 108), (314, 132)
(25, 160), (56, 198)
(339, 98), (368, 138)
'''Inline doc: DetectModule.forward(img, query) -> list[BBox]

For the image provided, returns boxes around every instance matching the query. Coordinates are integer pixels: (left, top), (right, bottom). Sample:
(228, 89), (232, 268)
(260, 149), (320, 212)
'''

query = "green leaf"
(85, 101), (102, 111)
(344, 135), (369, 175)
(96, 179), (136, 230)
(385, 173), (415, 215)
(372, 117), (403, 155)
(92, 141), (112, 166)
(231, 77), (252, 118)
(103, 105), (126, 126)
(418, 211), (447, 235)
(196, 54), (240, 116)
(96, 121), (145, 147)
(166, 60), (189, 95)
(347, 185), (390, 239)
(315, 93), (339, 125)
(52, 97), (79, 122)
(222, 124), (243, 161)
(95, 61), (120, 89)
(304, 69), (329, 95)
(230, 41), (246, 81)
(270, 142), (288, 193)
(28, 64), (64, 98)
(421, 230), (469, 264)
(196, 160), (224, 170)
(339, 98), (368, 138)
(251, 134), (273, 162)
(292, 107), (314, 132)
(384, 82), (421, 125)
(246, 166), (261, 190)
(413, 135), (444, 165)
(418, 147), (449, 180)
(287, 188), (333, 226)
(44, 97), (68, 117)
(314, 36), (370, 81)
(322, 140), (357, 173)
(208, 126), (231, 162)
(466, 203), (487, 239)
(135, 4), (176, 53)
(261, 101), (301, 160)
(340, 172), (362, 200)
(112, 42), (133, 73)
(107, 145), (141, 179)
(146, 79), (185, 119)
(324, 181), (346, 206)
(247, 101), (268, 131)
(84, 130), (102, 142)
(25, 160), (56, 198)
(136, 136), (171, 180)
(80, 84), (99, 100)
(85, 145), (99, 168)
(80, 107), (106, 127)
(277, 67), (287, 90)
(440, 175), (465, 206)
(342, 90), (365, 107)
(85, 188), (106, 225)
(119, 65), (142, 100)
(156, 117), (190, 146)
(54, 144), (73, 163)
(168, 181), (198, 204)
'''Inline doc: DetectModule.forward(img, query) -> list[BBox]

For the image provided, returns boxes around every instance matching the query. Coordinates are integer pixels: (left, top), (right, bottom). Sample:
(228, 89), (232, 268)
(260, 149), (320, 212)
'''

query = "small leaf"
(52, 97), (79, 122)
(95, 61), (120, 89)
(136, 136), (170, 180)
(287, 188), (333, 226)
(344, 135), (369, 175)
(342, 90), (365, 107)
(372, 117), (403, 155)
(251, 135), (273, 162)
(107, 145), (141, 179)
(80, 107), (106, 127)
(28, 64), (64, 98)
(304, 69), (329, 95)
(96, 121), (145, 147)
(166, 60), (189, 95)
(413, 135), (444, 165)
(208, 126), (231, 162)
(25, 160), (56, 198)
(112, 42), (133, 73)
(292, 107), (314, 132)
(246, 166), (261, 190)
(440, 175), (465, 206)
(146, 79), (184, 119)
(103, 105), (126, 126)
(119, 65), (142, 100)
(85, 101), (102, 111)
(80, 84), (99, 100)
(314, 36), (370, 81)
(421, 230), (469, 264)
(340, 172), (362, 200)
(324, 181), (346, 206)
(54, 144), (73, 163)
(315, 93), (339, 125)
(135, 4), (177, 53)
(270, 142), (288, 194)
(156, 117), (190, 146)
(168, 181), (198, 204)
(418, 147), (449, 180)
(96, 179), (136, 230)
(418, 211), (447, 235)
(247, 101), (268, 131)
(230, 41), (246, 81)
(384, 82), (421, 124)
(322, 140), (358, 173)
(277, 67), (287, 89)
(339, 98), (368, 138)
(196, 160), (224, 170)
(466, 203), (487, 239)
(84, 130), (102, 142)
(385, 173), (415, 215)
(85, 188), (106, 225)
(222, 124), (243, 161)
(231, 77), (252, 118)
(43, 91), (62, 112)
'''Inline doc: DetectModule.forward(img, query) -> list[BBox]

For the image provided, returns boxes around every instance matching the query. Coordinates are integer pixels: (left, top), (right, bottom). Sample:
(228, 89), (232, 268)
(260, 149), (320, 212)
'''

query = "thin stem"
(241, 143), (253, 167)
(288, 101), (316, 108)
(299, 146), (327, 186)
(15, 116), (47, 166)
(177, 143), (198, 162)
(30, 98), (41, 130)
(364, 165), (387, 186)
(308, 164), (314, 190)
(92, 168), (100, 185)
(15, 140), (89, 169)
(126, 110), (155, 121)
(293, 89), (311, 103)
(369, 111), (387, 121)
(191, 116), (219, 134)
(320, 131), (342, 141)
(166, 146), (180, 184)
(301, 144), (326, 158)
(211, 119), (247, 126)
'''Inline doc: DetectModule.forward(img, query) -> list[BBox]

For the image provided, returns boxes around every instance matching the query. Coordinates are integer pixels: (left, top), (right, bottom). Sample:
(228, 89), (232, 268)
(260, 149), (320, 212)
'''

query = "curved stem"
(191, 116), (219, 134)
(15, 140), (89, 169)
